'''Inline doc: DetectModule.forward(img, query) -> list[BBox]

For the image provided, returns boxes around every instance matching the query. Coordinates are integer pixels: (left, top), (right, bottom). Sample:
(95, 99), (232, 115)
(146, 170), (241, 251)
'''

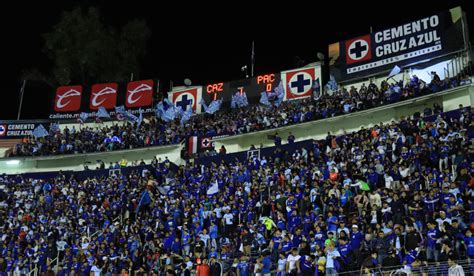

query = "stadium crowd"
(11, 71), (472, 158)
(0, 103), (472, 275)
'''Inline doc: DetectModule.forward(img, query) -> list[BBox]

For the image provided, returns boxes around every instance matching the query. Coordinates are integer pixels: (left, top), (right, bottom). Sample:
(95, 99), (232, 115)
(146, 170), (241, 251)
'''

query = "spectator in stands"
(447, 256), (465, 275)
(219, 145), (227, 155)
(287, 132), (295, 144)
(274, 133), (282, 147)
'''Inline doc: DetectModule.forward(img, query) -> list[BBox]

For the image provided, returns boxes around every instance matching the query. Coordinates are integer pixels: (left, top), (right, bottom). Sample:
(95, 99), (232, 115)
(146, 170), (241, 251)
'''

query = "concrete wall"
(1, 83), (472, 174)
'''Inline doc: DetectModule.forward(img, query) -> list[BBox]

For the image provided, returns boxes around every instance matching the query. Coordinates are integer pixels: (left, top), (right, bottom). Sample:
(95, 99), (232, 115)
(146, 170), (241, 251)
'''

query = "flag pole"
(251, 41), (255, 77)
(17, 80), (26, 120)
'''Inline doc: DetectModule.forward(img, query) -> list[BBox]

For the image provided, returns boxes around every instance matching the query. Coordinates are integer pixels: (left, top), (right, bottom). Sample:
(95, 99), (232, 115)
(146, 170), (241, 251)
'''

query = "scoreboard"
(203, 73), (281, 109)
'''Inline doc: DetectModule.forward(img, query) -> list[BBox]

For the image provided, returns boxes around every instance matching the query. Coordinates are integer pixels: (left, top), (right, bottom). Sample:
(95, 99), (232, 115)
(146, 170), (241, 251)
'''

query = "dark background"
(1, 0), (472, 120)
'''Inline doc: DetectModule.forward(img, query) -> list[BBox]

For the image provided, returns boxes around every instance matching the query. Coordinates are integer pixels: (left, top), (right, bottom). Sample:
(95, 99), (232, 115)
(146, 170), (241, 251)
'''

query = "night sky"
(2, 0), (472, 120)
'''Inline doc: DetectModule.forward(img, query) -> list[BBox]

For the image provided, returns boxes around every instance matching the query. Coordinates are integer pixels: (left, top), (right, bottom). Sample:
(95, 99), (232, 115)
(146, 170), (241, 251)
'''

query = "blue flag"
(259, 91), (271, 106)
(388, 65), (402, 79)
(156, 101), (165, 118)
(179, 106), (193, 126)
(231, 93), (237, 109)
(97, 106), (110, 118)
(137, 108), (143, 128)
(202, 98), (222, 114)
(136, 190), (152, 214)
(115, 105), (138, 123)
(32, 124), (48, 138)
(78, 112), (88, 124)
(231, 92), (248, 108)
(274, 81), (285, 107)
(326, 75), (338, 92)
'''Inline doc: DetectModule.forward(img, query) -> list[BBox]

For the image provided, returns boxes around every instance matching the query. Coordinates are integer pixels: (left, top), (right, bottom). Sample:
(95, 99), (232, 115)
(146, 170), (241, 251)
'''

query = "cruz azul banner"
(328, 7), (467, 81)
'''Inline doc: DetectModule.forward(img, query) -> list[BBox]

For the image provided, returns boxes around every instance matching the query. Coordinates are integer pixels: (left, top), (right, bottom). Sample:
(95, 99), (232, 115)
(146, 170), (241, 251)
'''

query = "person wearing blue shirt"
(338, 237), (353, 266)
(181, 229), (191, 256)
(463, 229), (474, 258)
(350, 225), (364, 261)
(281, 235), (293, 255)
(262, 254), (272, 275)
(426, 221), (440, 262)
(326, 212), (338, 232)
(236, 256), (250, 276)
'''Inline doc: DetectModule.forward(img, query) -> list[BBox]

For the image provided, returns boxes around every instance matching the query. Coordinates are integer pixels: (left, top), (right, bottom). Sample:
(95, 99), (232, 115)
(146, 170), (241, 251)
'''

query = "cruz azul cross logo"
(0, 125), (6, 136)
(200, 137), (214, 149)
(345, 35), (372, 64)
(171, 88), (198, 112)
(54, 86), (82, 112)
(284, 68), (316, 100)
(126, 80), (154, 108)
(90, 83), (117, 110)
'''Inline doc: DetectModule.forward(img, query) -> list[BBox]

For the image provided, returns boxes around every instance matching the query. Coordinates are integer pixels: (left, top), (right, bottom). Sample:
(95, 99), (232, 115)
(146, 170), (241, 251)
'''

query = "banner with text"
(0, 122), (50, 139)
(328, 7), (466, 81)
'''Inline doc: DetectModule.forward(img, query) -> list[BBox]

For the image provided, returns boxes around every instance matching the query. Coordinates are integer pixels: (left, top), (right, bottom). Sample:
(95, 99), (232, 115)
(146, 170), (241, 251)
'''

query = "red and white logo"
(90, 83), (117, 110)
(284, 67), (316, 100)
(0, 124), (6, 136)
(345, 35), (372, 64)
(126, 80), (154, 108)
(170, 88), (198, 112)
(200, 137), (214, 149)
(54, 86), (82, 112)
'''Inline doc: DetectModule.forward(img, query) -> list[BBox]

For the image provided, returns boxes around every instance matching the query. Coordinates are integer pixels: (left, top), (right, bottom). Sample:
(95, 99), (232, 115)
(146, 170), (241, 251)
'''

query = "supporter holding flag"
(136, 189), (152, 215)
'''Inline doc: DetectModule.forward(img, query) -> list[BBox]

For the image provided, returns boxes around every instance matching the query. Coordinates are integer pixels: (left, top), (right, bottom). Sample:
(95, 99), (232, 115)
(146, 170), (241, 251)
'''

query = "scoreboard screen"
(203, 73), (281, 110)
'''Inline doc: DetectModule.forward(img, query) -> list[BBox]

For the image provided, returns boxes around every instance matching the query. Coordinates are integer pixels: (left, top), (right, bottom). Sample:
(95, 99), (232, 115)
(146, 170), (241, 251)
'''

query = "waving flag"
(274, 81), (285, 107)
(326, 75), (338, 92)
(200, 99), (208, 112)
(179, 106), (193, 126)
(137, 108), (143, 128)
(115, 105), (138, 123)
(156, 99), (179, 122)
(206, 181), (219, 195)
(156, 101), (165, 118)
(136, 190), (152, 215)
(32, 124), (49, 138)
(231, 92), (249, 109)
(77, 112), (88, 124)
(201, 98), (222, 114)
(388, 65), (402, 79)
(97, 106), (110, 118)
(231, 94), (237, 109)
(259, 91), (271, 106)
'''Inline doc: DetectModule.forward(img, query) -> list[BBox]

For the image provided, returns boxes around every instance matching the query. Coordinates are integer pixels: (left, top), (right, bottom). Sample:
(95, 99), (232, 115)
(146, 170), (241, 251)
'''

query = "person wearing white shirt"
(90, 262), (102, 276)
(286, 248), (301, 274)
